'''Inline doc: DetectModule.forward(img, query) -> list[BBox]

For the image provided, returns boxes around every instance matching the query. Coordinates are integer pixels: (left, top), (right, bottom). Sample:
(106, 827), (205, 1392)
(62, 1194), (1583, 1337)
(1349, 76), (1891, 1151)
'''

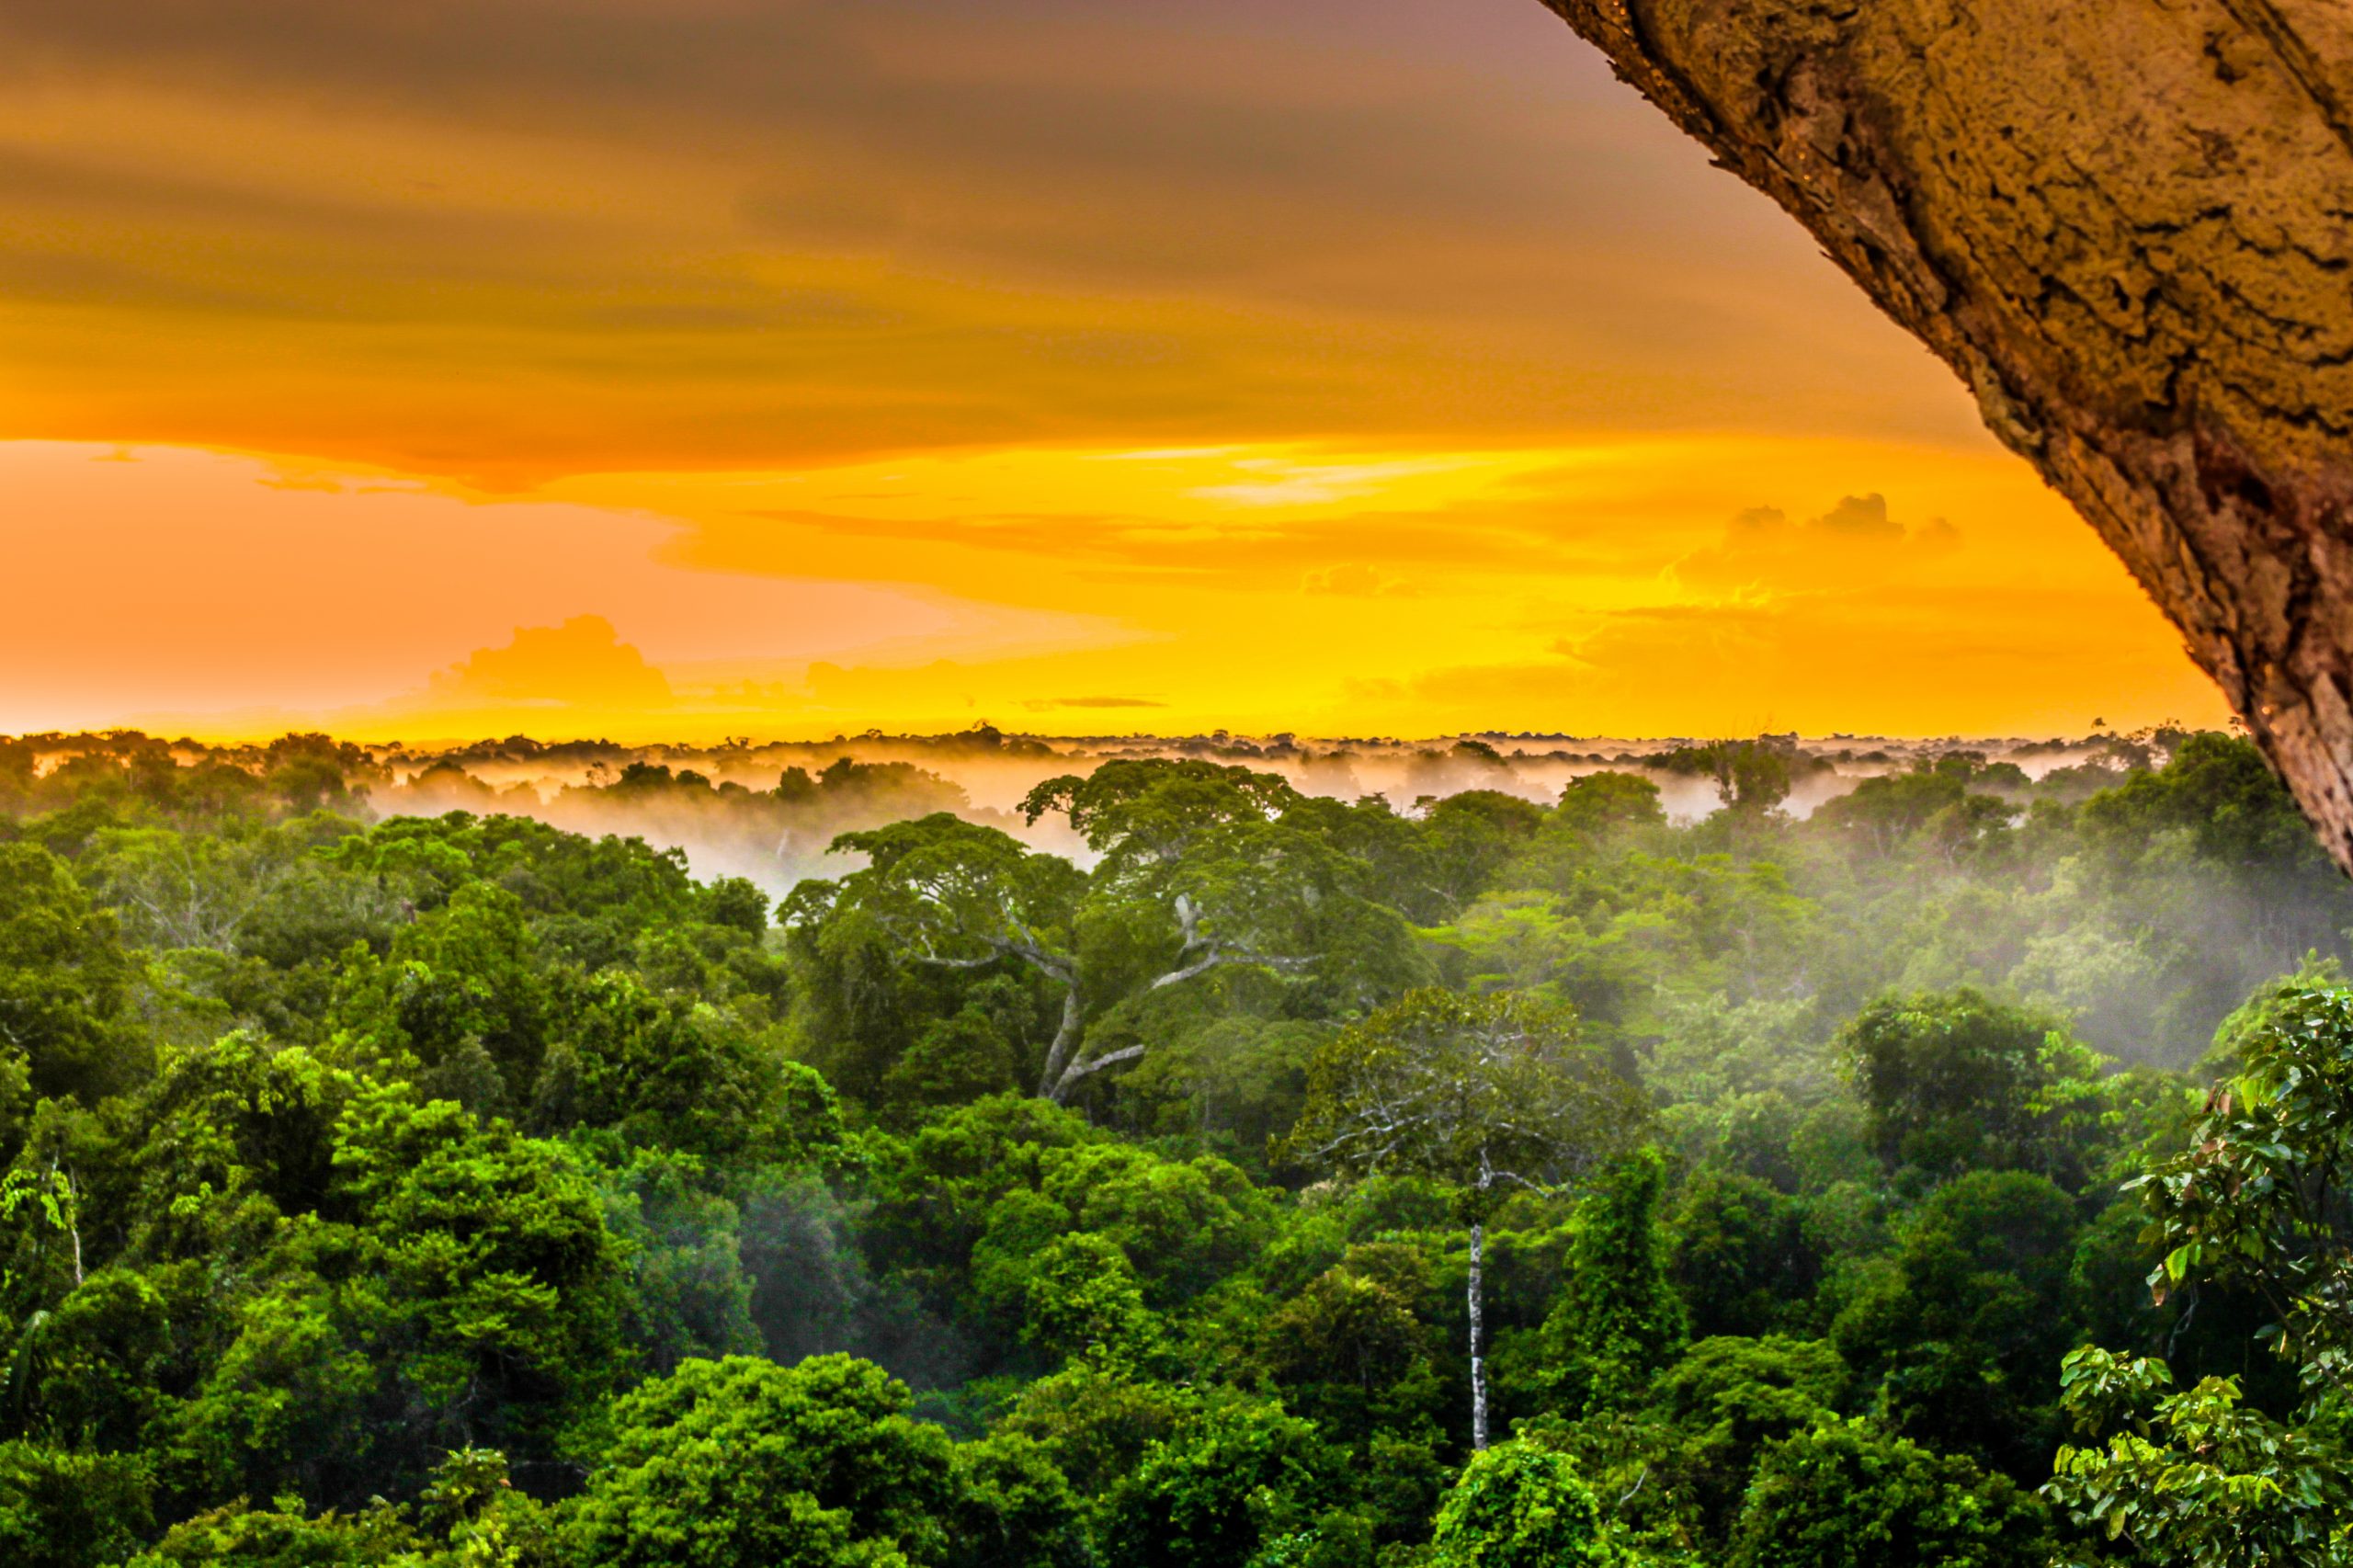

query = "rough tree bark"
(1534, 0), (2353, 866)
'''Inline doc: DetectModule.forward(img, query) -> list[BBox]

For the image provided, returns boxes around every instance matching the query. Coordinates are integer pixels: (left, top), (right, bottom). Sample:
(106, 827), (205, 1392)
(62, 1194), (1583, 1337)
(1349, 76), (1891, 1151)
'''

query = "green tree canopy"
(566, 1354), (965, 1568)
(1427, 1441), (1619, 1568)
(1841, 990), (2107, 1180)
(1727, 1419), (2048, 1568)
(0, 842), (137, 1103)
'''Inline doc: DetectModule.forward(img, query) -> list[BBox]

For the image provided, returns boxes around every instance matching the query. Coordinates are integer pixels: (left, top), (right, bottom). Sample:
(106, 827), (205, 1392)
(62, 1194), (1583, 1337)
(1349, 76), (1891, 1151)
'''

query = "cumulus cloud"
(1676, 494), (1962, 591)
(1805, 494), (1903, 540)
(426, 616), (675, 710)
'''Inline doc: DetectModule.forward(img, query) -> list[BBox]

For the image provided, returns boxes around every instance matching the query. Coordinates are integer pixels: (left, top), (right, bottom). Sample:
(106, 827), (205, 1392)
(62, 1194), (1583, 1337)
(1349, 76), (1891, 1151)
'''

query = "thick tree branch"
(1051, 1042), (1151, 1092)
(1537, 0), (2353, 868)
(1145, 890), (1315, 991)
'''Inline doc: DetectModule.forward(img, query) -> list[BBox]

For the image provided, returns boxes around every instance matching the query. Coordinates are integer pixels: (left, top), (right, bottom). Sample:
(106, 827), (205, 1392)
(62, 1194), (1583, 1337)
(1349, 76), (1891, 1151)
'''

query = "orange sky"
(0, 0), (2228, 742)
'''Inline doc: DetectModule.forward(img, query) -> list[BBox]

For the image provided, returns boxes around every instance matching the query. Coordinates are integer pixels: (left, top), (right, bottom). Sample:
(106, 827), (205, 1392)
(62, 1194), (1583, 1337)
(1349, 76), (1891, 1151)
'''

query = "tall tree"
(797, 763), (1414, 1103)
(1281, 989), (1644, 1449)
(1022, 759), (1345, 1017)
(785, 815), (1088, 1099)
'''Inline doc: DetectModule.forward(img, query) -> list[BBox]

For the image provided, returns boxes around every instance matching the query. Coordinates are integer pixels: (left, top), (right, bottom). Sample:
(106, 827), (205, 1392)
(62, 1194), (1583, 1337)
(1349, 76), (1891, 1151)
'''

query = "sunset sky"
(1, 0), (2229, 742)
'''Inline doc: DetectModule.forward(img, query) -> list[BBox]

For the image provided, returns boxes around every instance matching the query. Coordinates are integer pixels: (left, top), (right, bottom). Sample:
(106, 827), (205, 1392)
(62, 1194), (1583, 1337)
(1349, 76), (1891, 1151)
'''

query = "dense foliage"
(0, 728), (2348, 1564)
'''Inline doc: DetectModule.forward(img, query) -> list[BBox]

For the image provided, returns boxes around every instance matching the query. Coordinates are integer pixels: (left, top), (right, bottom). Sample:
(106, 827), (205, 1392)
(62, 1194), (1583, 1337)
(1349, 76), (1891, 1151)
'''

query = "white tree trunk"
(1037, 984), (1086, 1100)
(1468, 1218), (1489, 1451)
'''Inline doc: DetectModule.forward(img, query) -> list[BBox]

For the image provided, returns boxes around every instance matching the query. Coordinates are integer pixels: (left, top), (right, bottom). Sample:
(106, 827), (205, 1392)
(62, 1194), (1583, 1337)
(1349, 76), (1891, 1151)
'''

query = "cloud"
(6, 431), (2234, 746)
(0, 0), (1986, 484)
(426, 616), (674, 710)
(1676, 494), (1963, 592)
(1915, 517), (1964, 551)
(0, 441), (1066, 733)
(1807, 494), (1903, 540)
(1301, 563), (1416, 597)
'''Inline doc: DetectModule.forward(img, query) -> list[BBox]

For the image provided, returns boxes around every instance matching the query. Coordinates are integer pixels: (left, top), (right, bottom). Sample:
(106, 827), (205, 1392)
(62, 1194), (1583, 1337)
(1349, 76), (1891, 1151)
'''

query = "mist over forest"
(13, 719), (2326, 1072)
(0, 719), (2348, 1565)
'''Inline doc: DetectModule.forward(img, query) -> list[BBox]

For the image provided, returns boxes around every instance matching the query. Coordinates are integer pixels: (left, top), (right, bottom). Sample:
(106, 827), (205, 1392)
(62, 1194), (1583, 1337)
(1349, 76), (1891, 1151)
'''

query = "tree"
(85, 824), (294, 955)
(2075, 733), (2353, 964)
(703, 876), (769, 938)
(131, 1447), (550, 1565)
(564, 1354), (965, 1568)
(2080, 733), (2325, 878)
(1434, 854), (1813, 1049)
(596, 1153), (759, 1377)
(322, 881), (553, 1114)
(945, 1432), (1084, 1568)
(1261, 1249), (1445, 1445)
(1281, 989), (1645, 1449)
(1841, 990), (2106, 1181)
(122, 1497), (424, 1568)
(7, 1269), (177, 1457)
(1654, 741), (1797, 814)
(0, 843), (138, 1103)
(1093, 1399), (1326, 1568)
(537, 970), (840, 1171)
(1539, 1147), (1687, 1414)
(1018, 759), (1300, 864)
(1016, 1232), (1161, 1371)
(1427, 1441), (1619, 1568)
(1725, 1419), (2048, 1568)
(1831, 1169), (2081, 1473)
(798, 761), (1416, 1103)
(1812, 768), (1972, 858)
(2041, 978), (2353, 1563)
(311, 1089), (630, 1484)
(2045, 1347), (2353, 1568)
(1647, 1336), (1849, 1548)
(1667, 1169), (1819, 1340)
(2138, 977), (2353, 1371)
(791, 814), (1089, 1099)
(1420, 792), (1549, 916)
(119, 1031), (354, 1264)
(1022, 760), (1384, 1097)
(1553, 773), (1665, 839)
(0, 1441), (153, 1568)
(386, 881), (548, 1091)
(880, 1006), (1022, 1124)
(1711, 742), (1794, 815)
(998, 1362), (1199, 1500)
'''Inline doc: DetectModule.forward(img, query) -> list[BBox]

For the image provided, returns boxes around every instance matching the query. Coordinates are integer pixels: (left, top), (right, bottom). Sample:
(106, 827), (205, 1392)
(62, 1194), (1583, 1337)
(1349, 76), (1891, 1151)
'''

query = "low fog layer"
(21, 718), (2304, 1072)
(9, 723), (2184, 895)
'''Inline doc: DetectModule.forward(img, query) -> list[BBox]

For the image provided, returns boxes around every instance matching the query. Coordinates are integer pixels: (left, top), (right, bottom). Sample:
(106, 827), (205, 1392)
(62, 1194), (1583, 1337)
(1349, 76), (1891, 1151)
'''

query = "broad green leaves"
(2040, 978), (2353, 1566)
(2047, 1348), (2353, 1568)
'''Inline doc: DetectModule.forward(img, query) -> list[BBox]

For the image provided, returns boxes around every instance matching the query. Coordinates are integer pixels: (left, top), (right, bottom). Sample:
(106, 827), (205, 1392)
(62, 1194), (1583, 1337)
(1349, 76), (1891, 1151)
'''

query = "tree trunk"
(1037, 983), (1086, 1102)
(1536, 0), (2353, 869)
(1468, 1218), (1489, 1451)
